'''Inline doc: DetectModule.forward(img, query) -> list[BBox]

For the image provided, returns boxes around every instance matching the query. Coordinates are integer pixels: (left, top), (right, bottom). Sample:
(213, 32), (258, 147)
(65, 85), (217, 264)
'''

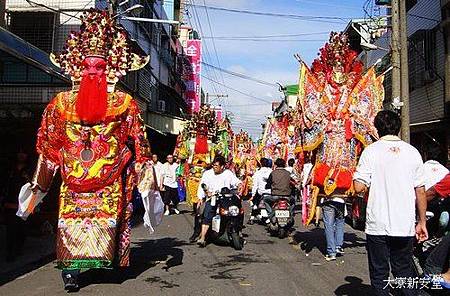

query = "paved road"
(1, 204), (373, 296)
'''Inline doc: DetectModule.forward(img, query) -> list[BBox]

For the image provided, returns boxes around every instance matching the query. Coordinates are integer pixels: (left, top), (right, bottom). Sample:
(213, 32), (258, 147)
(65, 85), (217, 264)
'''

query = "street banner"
(214, 105), (223, 121)
(184, 40), (202, 113)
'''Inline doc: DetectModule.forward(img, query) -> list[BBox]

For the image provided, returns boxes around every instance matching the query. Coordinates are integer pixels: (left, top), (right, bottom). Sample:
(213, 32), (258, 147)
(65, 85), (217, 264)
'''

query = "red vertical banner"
(214, 105), (223, 121)
(184, 40), (202, 114)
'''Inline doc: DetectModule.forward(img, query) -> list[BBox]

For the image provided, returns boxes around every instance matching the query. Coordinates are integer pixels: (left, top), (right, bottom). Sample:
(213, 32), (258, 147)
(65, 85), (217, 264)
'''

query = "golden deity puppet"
(295, 32), (384, 225)
(174, 105), (219, 205)
(232, 130), (257, 197)
(27, 10), (151, 269)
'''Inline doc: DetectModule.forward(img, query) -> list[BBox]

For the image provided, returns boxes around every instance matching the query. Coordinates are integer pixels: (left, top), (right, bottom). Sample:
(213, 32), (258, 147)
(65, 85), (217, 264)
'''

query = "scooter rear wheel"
(278, 228), (287, 239)
(231, 232), (243, 250)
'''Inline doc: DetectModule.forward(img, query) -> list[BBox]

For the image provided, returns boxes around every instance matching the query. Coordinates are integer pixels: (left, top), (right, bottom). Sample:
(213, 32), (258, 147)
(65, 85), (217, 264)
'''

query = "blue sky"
(185, 0), (368, 138)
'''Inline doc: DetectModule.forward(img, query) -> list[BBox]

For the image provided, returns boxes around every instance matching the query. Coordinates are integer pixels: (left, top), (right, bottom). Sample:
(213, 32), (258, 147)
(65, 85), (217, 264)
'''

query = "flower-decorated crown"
(50, 9), (149, 88)
(185, 105), (218, 140)
(311, 32), (363, 85)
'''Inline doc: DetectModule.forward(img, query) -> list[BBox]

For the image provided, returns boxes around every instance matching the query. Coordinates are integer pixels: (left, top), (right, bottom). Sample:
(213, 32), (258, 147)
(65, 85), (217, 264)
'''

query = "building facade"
(1, 0), (189, 159)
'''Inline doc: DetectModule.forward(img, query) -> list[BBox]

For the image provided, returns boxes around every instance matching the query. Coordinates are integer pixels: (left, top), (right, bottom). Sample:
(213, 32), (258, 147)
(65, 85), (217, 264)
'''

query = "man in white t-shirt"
(248, 157), (272, 224)
(196, 155), (241, 247)
(152, 154), (163, 189)
(353, 110), (428, 296)
(160, 154), (179, 215)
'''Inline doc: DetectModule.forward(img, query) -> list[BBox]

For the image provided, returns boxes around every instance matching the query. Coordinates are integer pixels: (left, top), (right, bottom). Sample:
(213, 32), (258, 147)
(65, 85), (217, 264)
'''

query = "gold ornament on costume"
(49, 9), (149, 87)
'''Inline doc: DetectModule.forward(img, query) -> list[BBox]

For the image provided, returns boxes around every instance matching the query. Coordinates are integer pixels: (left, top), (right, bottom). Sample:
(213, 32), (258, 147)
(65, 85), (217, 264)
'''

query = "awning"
(410, 118), (449, 133)
(285, 84), (299, 96)
(147, 111), (186, 135)
(145, 124), (166, 136)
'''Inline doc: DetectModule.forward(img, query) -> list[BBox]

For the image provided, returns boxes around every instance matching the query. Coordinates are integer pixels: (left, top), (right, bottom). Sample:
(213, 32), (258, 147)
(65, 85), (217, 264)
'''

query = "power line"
(202, 62), (278, 87)
(201, 75), (273, 104)
(205, 38), (326, 42)
(200, 31), (330, 39)
(202, 0), (228, 100)
(188, 0), (221, 95)
(185, 3), (354, 24)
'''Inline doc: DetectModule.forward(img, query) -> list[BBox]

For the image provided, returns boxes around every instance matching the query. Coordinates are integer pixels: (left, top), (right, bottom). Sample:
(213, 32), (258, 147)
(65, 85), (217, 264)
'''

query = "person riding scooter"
(264, 158), (294, 222)
(248, 158), (272, 225)
(196, 156), (241, 247)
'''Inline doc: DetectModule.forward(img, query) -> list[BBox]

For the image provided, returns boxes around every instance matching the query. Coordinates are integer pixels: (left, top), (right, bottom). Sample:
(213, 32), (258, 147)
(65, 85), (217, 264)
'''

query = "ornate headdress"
(50, 9), (149, 89)
(311, 32), (363, 86)
(185, 105), (218, 140)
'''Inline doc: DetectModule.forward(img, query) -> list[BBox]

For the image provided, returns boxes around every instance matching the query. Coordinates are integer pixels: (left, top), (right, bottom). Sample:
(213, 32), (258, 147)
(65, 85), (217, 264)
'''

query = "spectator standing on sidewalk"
(160, 154), (179, 215)
(353, 110), (428, 296)
(152, 154), (163, 189)
(1, 150), (32, 262)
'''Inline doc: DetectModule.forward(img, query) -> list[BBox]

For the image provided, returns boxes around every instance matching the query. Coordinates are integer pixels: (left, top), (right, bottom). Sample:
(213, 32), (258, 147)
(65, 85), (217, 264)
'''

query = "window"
(8, 12), (55, 53)
(408, 28), (437, 91)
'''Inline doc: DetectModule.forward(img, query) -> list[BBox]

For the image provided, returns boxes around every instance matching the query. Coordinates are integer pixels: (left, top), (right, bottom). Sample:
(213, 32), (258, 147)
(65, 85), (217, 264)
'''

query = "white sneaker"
(325, 254), (336, 261)
(173, 208), (180, 215)
(164, 210), (170, 216)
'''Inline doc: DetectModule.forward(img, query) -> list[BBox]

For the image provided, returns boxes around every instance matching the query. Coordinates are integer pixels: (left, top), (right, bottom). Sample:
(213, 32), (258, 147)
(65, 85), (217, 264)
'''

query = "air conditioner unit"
(422, 70), (436, 83)
(157, 100), (166, 112)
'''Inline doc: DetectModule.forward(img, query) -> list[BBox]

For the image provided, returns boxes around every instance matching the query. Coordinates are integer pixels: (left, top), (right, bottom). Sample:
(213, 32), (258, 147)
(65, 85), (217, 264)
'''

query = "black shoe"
(64, 275), (79, 292)
(197, 239), (206, 248)
(62, 272), (80, 293)
(189, 233), (200, 243)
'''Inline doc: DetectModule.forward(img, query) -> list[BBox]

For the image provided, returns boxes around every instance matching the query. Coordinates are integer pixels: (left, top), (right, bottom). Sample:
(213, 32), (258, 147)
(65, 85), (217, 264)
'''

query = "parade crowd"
(1, 9), (450, 296)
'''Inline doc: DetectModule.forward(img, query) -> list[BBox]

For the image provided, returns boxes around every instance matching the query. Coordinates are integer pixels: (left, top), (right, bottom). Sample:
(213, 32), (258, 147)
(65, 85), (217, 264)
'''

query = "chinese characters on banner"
(184, 40), (202, 114)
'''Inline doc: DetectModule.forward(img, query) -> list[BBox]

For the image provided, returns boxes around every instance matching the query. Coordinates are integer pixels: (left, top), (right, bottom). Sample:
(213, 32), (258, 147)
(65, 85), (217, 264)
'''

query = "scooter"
(207, 187), (245, 250)
(267, 196), (294, 239)
(412, 197), (450, 277)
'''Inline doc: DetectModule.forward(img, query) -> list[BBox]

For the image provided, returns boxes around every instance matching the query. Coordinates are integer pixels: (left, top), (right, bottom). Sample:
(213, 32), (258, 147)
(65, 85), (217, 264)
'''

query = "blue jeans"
(322, 202), (345, 256)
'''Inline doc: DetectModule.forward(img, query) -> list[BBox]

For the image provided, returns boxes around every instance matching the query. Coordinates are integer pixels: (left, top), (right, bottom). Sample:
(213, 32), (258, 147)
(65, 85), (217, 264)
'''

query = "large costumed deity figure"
(213, 116), (234, 163)
(232, 130), (257, 197)
(174, 105), (218, 206)
(17, 10), (154, 290)
(295, 32), (384, 226)
(260, 116), (290, 161)
(173, 105), (221, 242)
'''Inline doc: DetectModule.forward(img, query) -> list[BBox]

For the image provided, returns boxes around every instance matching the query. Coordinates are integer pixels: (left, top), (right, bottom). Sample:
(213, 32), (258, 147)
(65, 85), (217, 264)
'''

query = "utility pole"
(399, 0), (410, 142)
(390, 0), (403, 137)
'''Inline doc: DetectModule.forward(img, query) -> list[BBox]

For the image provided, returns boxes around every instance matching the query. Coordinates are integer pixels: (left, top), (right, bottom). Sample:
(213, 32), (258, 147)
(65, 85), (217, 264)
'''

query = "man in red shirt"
(427, 173), (450, 201)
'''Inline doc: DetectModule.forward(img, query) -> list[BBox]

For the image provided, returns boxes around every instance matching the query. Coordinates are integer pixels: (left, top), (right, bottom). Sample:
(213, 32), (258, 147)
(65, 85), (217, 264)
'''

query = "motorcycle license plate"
(260, 209), (268, 217)
(275, 210), (290, 218)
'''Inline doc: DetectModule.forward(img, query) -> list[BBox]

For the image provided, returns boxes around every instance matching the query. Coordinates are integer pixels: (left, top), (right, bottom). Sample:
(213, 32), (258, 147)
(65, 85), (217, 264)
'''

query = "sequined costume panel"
(37, 91), (149, 269)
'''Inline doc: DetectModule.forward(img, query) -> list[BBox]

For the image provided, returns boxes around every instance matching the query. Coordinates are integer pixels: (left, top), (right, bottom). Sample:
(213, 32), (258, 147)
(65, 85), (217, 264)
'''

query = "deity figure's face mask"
(76, 57), (108, 124)
(332, 64), (347, 85)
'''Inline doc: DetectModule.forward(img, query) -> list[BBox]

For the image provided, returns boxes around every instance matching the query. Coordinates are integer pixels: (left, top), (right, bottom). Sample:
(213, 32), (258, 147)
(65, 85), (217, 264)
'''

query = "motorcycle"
(206, 186), (245, 250)
(267, 196), (295, 239)
(412, 197), (450, 278)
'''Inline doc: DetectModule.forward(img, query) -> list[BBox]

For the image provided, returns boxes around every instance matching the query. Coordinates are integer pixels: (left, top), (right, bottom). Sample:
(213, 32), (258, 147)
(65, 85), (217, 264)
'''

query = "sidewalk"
(0, 225), (55, 286)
